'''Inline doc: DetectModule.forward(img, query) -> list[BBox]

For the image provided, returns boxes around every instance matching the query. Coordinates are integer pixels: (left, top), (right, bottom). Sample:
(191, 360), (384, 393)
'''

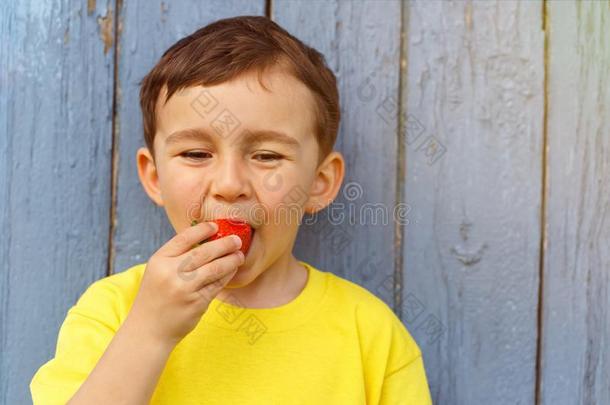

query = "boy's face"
(136, 67), (344, 287)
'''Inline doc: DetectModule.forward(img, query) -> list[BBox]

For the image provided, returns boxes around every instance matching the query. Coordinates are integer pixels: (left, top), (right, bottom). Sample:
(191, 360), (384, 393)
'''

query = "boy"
(30, 16), (432, 404)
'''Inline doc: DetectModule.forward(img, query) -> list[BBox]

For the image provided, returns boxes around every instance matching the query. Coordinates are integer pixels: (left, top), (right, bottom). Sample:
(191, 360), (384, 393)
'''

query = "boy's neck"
(216, 254), (308, 309)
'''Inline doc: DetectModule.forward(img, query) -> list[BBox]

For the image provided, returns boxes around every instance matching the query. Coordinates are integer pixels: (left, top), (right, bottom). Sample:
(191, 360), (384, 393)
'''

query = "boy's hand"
(127, 221), (245, 346)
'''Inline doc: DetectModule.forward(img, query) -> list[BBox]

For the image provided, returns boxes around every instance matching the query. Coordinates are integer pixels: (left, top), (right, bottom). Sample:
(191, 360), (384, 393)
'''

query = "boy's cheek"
(267, 206), (305, 231)
(262, 187), (309, 225)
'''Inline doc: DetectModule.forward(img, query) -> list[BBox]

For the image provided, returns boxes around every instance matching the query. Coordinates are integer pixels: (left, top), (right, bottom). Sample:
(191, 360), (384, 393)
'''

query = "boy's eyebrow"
(165, 127), (301, 148)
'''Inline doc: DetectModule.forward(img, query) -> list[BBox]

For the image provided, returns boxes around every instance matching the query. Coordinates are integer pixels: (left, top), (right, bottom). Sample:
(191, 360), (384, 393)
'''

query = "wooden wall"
(1, 1), (608, 404)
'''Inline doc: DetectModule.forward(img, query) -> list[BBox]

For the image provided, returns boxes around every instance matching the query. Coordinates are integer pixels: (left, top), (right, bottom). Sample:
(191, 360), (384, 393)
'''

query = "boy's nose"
(209, 155), (251, 202)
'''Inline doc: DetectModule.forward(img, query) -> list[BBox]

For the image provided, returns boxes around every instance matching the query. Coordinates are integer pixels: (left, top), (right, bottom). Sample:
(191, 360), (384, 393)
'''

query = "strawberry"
(191, 218), (253, 255)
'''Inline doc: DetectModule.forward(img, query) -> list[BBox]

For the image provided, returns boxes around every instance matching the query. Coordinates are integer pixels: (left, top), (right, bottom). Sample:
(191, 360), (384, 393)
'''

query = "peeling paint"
(97, 7), (113, 55)
(161, 1), (169, 23)
(464, 0), (473, 31)
(87, 0), (95, 16)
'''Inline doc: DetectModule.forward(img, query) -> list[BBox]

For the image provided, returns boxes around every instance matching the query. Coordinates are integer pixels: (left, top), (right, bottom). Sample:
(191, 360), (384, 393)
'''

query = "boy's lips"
(223, 216), (256, 228)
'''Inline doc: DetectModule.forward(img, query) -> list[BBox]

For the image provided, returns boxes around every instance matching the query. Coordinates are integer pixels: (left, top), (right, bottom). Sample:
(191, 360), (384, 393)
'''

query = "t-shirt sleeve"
(379, 354), (433, 405)
(29, 278), (124, 405)
(355, 292), (433, 404)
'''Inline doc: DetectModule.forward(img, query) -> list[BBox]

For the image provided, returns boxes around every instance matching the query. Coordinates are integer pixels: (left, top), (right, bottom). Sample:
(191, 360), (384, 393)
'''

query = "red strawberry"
(191, 218), (253, 255)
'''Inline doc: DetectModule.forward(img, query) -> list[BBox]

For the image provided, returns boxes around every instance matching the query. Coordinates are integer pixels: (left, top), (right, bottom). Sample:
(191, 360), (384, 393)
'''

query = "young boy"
(30, 16), (432, 404)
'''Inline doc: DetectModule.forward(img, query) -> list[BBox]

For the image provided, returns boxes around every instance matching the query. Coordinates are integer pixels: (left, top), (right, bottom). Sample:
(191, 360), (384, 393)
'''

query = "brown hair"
(139, 15), (340, 166)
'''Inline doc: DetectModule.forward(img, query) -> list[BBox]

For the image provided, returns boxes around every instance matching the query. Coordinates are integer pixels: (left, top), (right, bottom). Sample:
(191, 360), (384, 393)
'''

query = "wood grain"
(4, 1), (609, 403)
(402, 1), (545, 403)
(540, 2), (610, 404)
(0, 1), (115, 403)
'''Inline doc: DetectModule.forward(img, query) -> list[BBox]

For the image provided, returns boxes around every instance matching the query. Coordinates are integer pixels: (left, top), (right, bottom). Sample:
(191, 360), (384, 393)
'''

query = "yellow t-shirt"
(30, 260), (432, 404)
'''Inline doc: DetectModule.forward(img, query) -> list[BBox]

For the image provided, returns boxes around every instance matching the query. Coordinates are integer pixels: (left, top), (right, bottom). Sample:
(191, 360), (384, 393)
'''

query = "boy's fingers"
(178, 235), (242, 273)
(197, 269), (238, 307)
(193, 253), (243, 300)
(159, 222), (219, 257)
(189, 251), (244, 293)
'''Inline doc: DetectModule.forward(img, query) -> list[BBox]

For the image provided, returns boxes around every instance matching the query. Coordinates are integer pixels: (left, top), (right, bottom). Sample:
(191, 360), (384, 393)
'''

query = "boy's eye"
(179, 151), (283, 162)
(253, 153), (282, 162)
(180, 151), (211, 160)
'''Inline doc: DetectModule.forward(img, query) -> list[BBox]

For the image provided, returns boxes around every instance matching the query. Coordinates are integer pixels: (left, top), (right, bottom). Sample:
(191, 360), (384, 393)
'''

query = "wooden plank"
(540, 2), (610, 404)
(0, 1), (115, 403)
(402, 1), (544, 403)
(274, 0), (402, 309)
(112, 1), (266, 274)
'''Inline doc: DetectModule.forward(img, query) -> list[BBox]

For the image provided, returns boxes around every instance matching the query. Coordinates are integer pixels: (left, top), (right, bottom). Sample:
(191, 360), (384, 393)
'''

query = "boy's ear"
(136, 147), (164, 207)
(305, 151), (345, 214)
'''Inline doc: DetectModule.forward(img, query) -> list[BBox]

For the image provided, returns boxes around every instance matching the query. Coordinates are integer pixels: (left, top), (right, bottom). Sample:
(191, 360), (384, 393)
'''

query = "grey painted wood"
(540, 2), (610, 404)
(401, 1), (545, 403)
(1, 1), (115, 403)
(6, 1), (609, 403)
(274, 0), (402, 309)
(112, 1), (266, 275)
